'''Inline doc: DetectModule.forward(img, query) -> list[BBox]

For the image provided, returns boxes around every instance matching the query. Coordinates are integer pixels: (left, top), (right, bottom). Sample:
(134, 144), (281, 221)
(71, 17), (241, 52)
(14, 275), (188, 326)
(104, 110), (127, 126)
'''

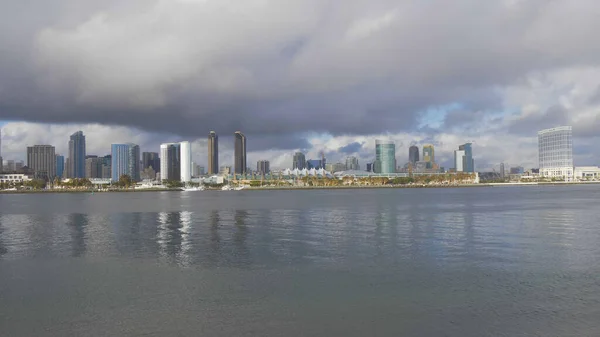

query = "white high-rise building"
(180, 141), (192, 182)
(538, 126), (573, 180)
(454, 150), (465, 172)
(160, 141), (192, 182)
(160, 143), (170, 180)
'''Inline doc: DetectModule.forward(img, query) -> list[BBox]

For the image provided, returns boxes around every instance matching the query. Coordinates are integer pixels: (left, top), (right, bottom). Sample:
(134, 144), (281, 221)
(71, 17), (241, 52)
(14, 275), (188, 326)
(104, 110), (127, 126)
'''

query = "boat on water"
(221, 185), (232, 191)
(181, 185), (205, 192)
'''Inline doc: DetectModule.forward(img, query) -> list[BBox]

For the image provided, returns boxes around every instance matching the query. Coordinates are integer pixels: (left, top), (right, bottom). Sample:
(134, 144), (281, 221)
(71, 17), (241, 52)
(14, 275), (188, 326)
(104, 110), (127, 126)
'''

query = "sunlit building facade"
(454, 143), (474, 173)
(180, 141), (192, 182)
(423, 145), (435, 169)
(538, 126), (573, 180)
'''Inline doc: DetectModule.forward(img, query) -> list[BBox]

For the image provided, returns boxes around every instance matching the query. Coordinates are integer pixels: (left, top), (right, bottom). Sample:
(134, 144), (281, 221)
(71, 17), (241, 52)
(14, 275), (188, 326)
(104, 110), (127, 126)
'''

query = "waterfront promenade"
(2, 180), (600, 194)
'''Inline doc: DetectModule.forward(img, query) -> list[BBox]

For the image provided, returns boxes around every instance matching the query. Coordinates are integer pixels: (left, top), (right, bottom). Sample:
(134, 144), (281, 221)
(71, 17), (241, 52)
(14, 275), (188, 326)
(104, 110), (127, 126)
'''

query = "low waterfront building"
(0, 174), (32, 184)
(574, 166), (600, 180)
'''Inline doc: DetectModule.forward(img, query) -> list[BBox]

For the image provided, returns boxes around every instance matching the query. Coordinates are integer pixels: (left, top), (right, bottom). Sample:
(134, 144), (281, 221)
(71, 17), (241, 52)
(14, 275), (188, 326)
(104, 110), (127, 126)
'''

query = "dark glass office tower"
(234, 131), (246, 174)
(68, 131), (86, 178)
(208, 131), (218, 175)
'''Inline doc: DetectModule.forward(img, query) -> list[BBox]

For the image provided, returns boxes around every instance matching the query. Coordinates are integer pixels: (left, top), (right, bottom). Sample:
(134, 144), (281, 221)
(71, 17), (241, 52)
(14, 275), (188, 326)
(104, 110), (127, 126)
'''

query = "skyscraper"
(374, 140), (396, 174)
(27, 145), (56, 180)
(454, 143), (474, 173)
(128, 144), (141, 181)
(345, 156), (359, 170)
(208, 131), (218, 175)
(234, 131), (247, 174)
(160, 143), (182, 181)
(293, 152), (306, 170)
(423, 145), (435, 169)
(180, 141), (192, 182)
(111, 143), (140, 182)
(538, 126), (573, 180)
(68, 131), (86, 178)
(56, 154), (64, 178)
(85, 157), (102, 178)
(409, 145), (420, 164)
(111, 144), (129, 182)
(101, 155), (112, 179)
(142, 152), (160, 172)
(257, 160), (270, 174)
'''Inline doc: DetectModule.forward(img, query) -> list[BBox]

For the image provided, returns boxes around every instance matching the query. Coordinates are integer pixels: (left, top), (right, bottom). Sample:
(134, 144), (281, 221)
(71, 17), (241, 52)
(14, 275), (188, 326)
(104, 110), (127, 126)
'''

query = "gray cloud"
(2, 0), (600, 157)
(507, 105), (569, 135)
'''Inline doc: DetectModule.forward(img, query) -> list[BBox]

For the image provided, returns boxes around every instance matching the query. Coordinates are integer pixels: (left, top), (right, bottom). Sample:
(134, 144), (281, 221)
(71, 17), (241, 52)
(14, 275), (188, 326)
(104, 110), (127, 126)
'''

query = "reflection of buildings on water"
(0, 215), (6, 257)
(67, 213), (88, 257)
(111, 212), (144, 256)
(179, 211), (193, 266)
(374, 204), (398, 259)
(233, 210), (250, 267)
(203, 209), (252, 267)
(207, 210), (221, 266)
(157, 211), (181, 264)
(156, 211), (194, 266)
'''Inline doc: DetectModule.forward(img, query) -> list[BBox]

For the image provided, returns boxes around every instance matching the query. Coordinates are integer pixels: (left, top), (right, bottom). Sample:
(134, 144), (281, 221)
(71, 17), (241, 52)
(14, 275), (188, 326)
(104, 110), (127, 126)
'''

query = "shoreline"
(2, 181), (599, 194)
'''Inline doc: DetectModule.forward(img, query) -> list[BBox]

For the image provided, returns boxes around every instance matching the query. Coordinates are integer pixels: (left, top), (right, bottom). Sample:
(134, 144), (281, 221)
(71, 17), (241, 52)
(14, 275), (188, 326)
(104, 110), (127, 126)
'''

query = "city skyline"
(0, 125), (594, 175)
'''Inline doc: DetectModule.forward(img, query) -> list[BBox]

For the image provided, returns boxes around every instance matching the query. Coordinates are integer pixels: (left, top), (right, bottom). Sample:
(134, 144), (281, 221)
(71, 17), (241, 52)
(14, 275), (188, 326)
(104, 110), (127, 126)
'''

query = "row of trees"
(241, 173), (478, 188)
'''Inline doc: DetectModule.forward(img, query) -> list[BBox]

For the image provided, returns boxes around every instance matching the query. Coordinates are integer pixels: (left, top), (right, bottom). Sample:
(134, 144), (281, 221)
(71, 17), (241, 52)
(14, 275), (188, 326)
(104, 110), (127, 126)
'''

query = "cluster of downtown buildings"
(289, 140), (475, 177)
(0, 128), (477, 184)
(0, 129), (252, 184)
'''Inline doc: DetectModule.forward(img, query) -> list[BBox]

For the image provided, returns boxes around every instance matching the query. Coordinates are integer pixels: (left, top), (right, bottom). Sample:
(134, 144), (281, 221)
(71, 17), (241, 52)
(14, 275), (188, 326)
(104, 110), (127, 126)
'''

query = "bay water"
(1, 186), (600, 336)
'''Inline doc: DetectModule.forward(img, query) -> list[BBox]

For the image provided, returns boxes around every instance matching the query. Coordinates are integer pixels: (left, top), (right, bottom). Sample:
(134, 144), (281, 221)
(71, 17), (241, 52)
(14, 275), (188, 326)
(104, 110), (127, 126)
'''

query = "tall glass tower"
(538, 126), (573, 180)
(293, 152), (306, 170)
(111, 143), (140, 182)
(409, 145), (419, 164)
(375, 140), (396, 174)
(454, 143), (474, 173)
(234, 131), (247, 174)
(423, 145), (435, 169)
(208, 131), (218, 175)
(68, 131), (86, 178)
(56, 154), (65, 178)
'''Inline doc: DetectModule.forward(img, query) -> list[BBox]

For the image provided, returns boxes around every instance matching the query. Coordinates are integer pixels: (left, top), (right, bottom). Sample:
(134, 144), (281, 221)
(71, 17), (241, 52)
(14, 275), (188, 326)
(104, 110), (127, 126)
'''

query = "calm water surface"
(1, 186), (600, 336)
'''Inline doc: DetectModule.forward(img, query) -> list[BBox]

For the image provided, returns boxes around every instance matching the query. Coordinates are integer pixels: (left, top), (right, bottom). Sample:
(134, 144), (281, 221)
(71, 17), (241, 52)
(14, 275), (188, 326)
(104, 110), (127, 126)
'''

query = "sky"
(1, 0), (600, 171)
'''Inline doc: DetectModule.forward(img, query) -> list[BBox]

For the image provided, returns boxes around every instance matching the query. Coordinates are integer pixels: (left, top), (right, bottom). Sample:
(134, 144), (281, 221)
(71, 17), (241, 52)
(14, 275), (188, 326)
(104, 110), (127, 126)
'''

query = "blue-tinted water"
(1, 186), (600, 336)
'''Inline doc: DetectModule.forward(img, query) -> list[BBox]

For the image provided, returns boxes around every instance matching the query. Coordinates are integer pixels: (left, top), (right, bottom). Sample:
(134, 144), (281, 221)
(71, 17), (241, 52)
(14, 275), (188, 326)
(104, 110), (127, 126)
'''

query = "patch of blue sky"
(417, 102), (463, 129)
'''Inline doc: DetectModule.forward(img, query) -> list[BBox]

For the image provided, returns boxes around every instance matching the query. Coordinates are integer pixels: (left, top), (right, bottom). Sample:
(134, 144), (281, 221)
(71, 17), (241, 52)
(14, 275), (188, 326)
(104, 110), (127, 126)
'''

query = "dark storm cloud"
(2, 0), (600, 146)
(442, 110), (486, 130)
(338, 142), (364, 154)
